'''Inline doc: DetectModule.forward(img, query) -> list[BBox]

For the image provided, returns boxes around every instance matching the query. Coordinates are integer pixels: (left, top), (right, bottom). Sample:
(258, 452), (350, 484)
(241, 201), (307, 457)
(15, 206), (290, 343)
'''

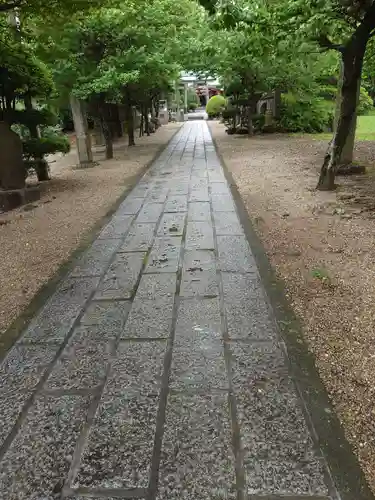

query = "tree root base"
(316, 183), (338, 192)
(336, 163), (366, 176)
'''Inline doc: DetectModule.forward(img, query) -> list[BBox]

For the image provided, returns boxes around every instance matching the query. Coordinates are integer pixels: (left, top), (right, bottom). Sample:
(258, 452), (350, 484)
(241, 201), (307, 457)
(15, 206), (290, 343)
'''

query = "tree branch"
(0, 0), (23, 13)
(316, 34), (345, 53)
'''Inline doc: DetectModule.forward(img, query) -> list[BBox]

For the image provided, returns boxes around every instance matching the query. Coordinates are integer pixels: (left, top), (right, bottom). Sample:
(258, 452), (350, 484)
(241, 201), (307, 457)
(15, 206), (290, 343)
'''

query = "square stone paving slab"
(79, 301), (131, 334)
(208, 171), (226, 183)
(136, 203), (164, 223)
(188, 202), (211, 222)
(23, 277), (100, 343)
(95, 252), (146, 300)
(217, 236), (257, 273)
(157, 213), (186, 237)
(0, 390), (30, 448)
(235, 375), (328, 496)
(107, 341), (167, 395)
(170, 298), (225, 389)
(165, 195), (188, 213)
(222, 273), (277, 340)
(45, 327), (114, 390)
(135, 273), (177, 300)
(189, 188), (210, 202)
(98, 215), (134, 239)
(121, 296), (174, 339)
(229, 341), (287, 389)
(158, 392), (236, 500)
(190, 178), (209, 191)
(211, 195), (236, 212)
(73, 392), (159, 490)
(70, 239), (122, 277)
(210, 182), (232, 196)
(168, 183), (190, 195)
(146, 188), (169, 204)
(214, 211), (244, 235)
(145, 236), (182, 273)
(0, 344), (58, 392)
(245, 458), (328, 497)
(180, 250), (219, 298)
(117, 197), (144, 215)
(119, 223), (156, 252)
(0, 394), (91, 500)
(185, 221), (215, 250)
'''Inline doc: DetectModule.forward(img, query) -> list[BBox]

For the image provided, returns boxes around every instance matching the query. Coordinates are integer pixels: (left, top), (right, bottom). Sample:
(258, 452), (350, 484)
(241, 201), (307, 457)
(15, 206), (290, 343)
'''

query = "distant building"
(179, 72), (222, 106)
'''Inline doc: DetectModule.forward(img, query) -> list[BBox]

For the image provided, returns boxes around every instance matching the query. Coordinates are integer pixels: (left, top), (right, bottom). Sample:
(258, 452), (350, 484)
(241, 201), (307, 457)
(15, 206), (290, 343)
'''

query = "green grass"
(295, 111), (375, 141)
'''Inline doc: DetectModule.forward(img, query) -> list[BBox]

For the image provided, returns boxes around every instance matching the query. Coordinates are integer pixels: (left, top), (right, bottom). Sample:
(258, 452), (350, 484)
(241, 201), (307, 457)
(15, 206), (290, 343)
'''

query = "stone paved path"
(0, 122), (335, 500)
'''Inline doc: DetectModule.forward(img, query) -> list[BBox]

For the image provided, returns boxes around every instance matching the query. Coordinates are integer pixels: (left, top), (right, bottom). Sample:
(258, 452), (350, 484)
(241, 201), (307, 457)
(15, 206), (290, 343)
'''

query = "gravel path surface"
(0, 124), (181, 336)
(210, 120), (375, 494)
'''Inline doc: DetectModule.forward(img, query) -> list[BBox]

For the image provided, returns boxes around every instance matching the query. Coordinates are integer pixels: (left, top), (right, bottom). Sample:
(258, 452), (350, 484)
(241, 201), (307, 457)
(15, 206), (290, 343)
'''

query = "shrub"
(277, 92), (334, 133)
(319, 84), (373, 117)
(23, 126), (70, 159)
(206, 95), (226, 118)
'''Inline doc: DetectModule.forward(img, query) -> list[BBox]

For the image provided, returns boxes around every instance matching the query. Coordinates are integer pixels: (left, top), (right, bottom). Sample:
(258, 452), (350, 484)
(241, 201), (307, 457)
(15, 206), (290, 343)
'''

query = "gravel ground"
(209, 121), (375, 494)
(0, 123), (181, 336)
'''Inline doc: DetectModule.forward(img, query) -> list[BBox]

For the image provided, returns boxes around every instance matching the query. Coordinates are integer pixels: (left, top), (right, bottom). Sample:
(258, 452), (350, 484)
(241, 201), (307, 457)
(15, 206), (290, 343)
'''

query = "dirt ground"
(209, 121), (375, 493)
(0, 123), (181, 336)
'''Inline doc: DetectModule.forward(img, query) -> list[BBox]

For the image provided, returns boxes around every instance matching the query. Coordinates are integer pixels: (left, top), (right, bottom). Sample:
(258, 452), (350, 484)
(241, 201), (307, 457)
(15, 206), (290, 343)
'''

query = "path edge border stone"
(210, 126), (375, 500)
(0, 124), (183, 363)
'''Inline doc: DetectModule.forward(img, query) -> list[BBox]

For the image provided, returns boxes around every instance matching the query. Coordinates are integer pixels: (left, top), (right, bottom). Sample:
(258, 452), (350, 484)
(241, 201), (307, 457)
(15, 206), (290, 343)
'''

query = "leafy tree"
(37, 0), (205, 153)
(281, 0), (375, 189)
(200, 0), (375, 189)
(0, 19), (68, 181)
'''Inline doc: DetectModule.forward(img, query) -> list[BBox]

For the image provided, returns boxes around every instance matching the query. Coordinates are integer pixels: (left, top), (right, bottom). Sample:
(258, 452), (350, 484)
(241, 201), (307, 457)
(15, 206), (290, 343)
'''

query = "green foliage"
(0, 0), (112, 17)
(36, 0), (206, 119)
(206, 94), (226, 117)
(358, 86), (373, 116)
(278, 93), (334, 133)
(0, 26), (54, 104)
(23, 127), (70, 159)
(9, 108), (57, 128)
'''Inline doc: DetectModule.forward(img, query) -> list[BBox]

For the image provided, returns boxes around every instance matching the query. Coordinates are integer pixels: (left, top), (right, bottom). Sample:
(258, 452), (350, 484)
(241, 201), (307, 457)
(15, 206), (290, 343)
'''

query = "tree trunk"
(93, 119), (105, 146)
(317, 48), (367, 190)
(24, 95), (50, 181)
(247, 95), (254, 136)
(35, 159), (50, 181)
(317, 5), (375, 190)
(139, 107), (144, 138)
(333, 60), (361, 168)
(145, 108), (150, 136)
(101, 118), (113, 159)
(114, 105), (123, 138)
(126, 98), (135, 146)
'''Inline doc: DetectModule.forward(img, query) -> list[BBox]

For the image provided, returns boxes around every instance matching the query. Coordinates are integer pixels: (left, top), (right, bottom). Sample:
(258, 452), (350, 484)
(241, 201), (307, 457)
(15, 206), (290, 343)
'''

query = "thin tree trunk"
(126, 98), (135, 146)
(317, 5), (375, 189)
(145, 108), (150, 136)
(101, 117), (113, 159)
(25, 95), (50, 181)
(139, 106), (144, 138)
(114, 105), (123, 138)
(333, 60), (361, 168)
(247, 95), (253, 136)
(317, 48), (366, 189)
